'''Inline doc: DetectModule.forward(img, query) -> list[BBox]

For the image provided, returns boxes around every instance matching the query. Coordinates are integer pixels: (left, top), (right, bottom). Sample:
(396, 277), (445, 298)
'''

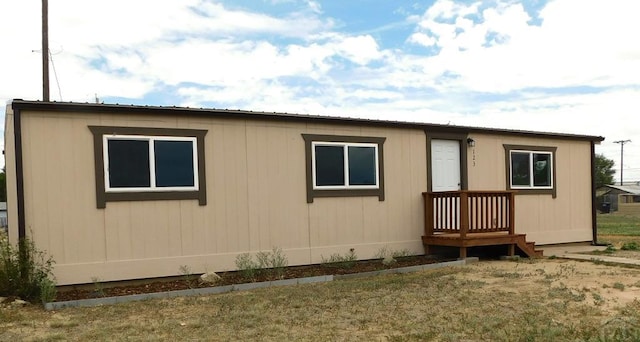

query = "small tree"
(595, 154), (615, 188)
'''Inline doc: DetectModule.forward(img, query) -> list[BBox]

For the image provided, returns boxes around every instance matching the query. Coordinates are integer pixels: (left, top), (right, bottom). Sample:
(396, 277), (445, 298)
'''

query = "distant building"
(596, 185), (640, 212)
(0, 202), (7, 231)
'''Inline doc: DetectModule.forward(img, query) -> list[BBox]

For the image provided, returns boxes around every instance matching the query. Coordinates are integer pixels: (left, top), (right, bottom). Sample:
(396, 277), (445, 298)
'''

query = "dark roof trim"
(10, 99), (605, 142)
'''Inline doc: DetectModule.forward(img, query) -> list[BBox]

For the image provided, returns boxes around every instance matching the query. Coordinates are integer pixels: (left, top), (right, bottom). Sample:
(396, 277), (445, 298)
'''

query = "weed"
(592, 292), (605, 306)
(39, 277), (57, 304)
(321, 248), (358, 269)
(179, 265), (196, 289)
(613, 282), (626, 291)
(605, 245), (617, 253)
(0, 234), (56, 304)
(90, 277), (106, 298)
(374, 246), (412, 259)
(269, 247), (289, 279)
(235, 247), (289, 281)
(235, 253), (258, 281)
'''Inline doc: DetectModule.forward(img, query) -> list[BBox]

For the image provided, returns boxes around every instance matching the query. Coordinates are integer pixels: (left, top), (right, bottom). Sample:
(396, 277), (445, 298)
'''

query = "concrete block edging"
(45, 259), (472, 311)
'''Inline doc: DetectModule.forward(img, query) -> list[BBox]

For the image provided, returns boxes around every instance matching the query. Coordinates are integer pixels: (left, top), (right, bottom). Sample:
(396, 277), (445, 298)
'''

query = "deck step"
(515, 237), (542, 258)
(423, 233), (543, 259)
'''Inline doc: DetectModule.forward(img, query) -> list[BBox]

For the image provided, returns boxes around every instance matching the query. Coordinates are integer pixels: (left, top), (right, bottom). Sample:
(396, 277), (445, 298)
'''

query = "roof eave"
(9, 99), (605, 142)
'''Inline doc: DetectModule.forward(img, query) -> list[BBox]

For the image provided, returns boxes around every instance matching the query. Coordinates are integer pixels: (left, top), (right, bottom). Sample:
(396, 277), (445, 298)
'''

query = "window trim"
(89, 126), (207, 208)
(103, 135), (199, 192)
(311, 141), (380, 190)
(302, 134), (385, 203)
(504, 144), (557, 198)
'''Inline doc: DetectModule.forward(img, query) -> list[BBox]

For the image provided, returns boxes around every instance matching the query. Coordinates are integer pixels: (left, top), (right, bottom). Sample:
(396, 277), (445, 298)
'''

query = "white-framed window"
(509, 150), (553, 189)
(302, 134), (386, 203)
(103, 135), (199, 192)
(311, 141), (380, 190)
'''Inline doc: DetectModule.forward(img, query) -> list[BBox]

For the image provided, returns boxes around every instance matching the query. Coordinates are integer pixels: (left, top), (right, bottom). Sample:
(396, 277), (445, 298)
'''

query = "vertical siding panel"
(74, 119), (106, 263)
(166, 203), (182, 257)
(104, 203), (132, 261)
(245, 124), (263, 252)
(179, 200), (196, 254)
(222, 123), (249, 253)
(22, 116), (53, 259)
(211, 124), (228, 254)
(128, 202), (151, 258)
(411, 131), (428, 239)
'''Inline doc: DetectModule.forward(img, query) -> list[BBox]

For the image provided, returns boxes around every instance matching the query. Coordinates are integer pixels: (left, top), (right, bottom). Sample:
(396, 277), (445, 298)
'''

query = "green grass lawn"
(598, 213), (640, 236)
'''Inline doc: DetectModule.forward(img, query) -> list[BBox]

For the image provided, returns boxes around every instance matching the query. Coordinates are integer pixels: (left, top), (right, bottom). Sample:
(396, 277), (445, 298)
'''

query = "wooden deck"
(422, 191), (543, 258)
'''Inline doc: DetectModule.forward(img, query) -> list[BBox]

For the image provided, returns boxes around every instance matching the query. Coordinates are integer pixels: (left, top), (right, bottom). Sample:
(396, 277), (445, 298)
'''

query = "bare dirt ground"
(465, 258), (640, 313)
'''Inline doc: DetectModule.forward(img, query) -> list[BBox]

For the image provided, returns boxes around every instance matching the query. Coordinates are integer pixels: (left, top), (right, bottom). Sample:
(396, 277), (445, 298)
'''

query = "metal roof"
(601, 185), (640, 194)
(9, 99), (605, 142)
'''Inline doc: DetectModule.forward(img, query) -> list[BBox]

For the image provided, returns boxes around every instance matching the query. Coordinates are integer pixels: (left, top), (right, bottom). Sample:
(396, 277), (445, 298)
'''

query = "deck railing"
(423, 191), (516, 237)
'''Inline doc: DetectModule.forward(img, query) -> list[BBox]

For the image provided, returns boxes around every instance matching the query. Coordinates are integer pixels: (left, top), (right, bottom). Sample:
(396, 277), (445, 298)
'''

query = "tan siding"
(467, 134), (593, 244)
(15, 110), (428, 284)
(11, 107), (593, 285)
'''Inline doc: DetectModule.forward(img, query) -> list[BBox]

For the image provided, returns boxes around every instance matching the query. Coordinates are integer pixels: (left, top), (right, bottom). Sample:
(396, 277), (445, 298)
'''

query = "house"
(597, 184), (640, 215)
(4, 100), (604, 285)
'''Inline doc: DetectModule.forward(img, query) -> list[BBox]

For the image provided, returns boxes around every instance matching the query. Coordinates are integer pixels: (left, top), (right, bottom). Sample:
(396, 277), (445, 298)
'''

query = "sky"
(1, 0), (639, 183)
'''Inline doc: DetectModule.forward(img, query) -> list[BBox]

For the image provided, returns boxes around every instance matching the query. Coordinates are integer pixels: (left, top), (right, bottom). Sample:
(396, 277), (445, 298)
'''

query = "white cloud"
(1, 0), (639, 181)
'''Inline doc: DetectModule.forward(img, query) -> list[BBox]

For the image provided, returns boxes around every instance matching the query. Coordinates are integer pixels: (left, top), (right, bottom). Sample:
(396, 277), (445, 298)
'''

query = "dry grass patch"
(3, 259), (640, 341)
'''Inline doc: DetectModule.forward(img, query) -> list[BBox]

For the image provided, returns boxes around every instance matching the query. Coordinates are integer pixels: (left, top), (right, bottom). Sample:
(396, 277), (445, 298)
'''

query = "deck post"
(459, 191), (469, 238)
(508, 192), (515, 235)
(459, 246), (467, 259)
(423, 192), (434, 237)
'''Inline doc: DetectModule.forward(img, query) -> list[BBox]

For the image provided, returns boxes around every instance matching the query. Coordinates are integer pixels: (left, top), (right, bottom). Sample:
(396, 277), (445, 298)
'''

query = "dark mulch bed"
(55, 255), (452, 302)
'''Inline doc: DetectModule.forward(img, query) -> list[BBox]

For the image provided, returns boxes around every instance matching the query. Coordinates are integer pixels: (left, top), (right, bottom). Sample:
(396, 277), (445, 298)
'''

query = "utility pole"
(42, 0), (50, 101)
(614, 139), (631, 185)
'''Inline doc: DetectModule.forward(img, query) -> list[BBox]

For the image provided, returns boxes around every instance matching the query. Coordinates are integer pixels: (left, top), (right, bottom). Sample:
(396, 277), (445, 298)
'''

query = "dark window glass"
(533, 153), (551, 187)
(348, 146), (376, 185)
(315, 145), (345, 186)
(511, 152), (530, 186)
(155, 140), (195, 187)
(108, 139), (151, 188)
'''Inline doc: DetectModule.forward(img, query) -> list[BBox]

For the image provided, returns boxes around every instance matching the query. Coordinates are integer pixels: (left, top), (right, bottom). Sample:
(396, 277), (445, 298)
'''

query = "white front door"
(431, 139), (461, 192)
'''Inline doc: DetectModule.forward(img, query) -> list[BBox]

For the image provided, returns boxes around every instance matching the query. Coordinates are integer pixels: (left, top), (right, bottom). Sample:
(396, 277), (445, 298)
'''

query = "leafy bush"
(0, 233), (56, 304)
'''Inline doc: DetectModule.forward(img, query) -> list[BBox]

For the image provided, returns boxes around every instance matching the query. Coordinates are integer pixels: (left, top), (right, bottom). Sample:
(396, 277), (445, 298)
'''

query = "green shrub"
(267, 247), (288, 279)
(321, 249), (358, 269)
(0, 234), (56, 304)
(235, 253), (258, 281)
(621, 242), (640, 251)
(235, 247), (289, 281)
(374, 246), (412, 261)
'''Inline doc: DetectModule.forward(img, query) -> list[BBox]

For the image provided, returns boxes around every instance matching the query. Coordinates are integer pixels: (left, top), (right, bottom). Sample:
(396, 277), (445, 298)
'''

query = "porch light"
(467, 138), (475, 147)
